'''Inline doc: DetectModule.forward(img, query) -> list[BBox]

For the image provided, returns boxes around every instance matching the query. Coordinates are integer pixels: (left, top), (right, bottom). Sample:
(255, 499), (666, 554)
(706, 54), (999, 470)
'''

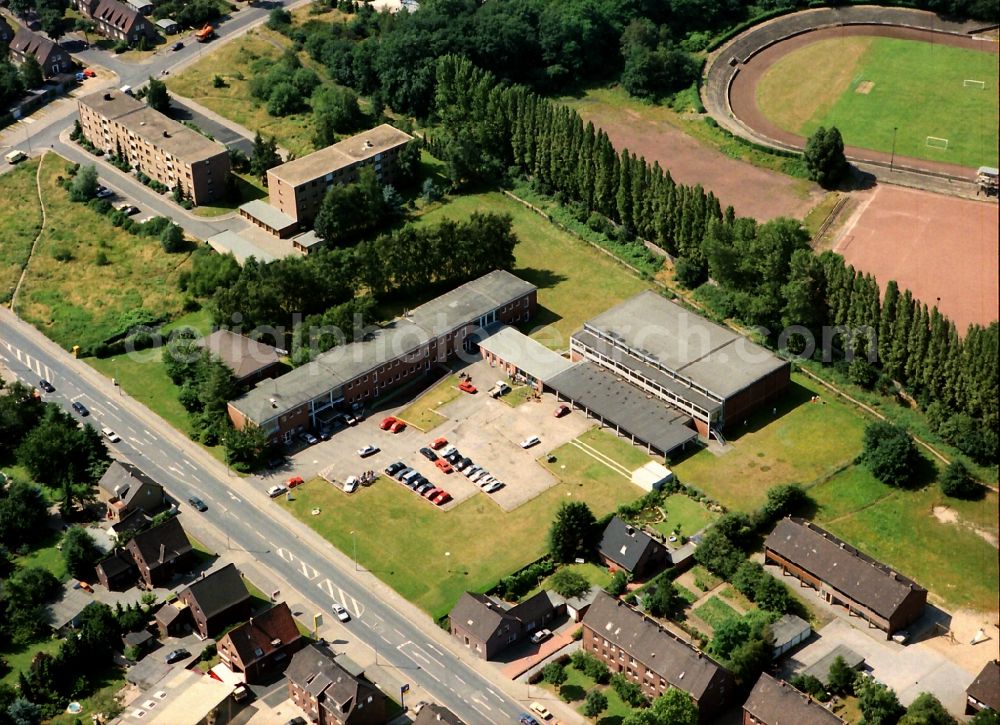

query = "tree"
(542, 662), (567, 686)
(761, 483), (807, 522)
(0, 58), (25, 107)
(606, 569), (629, 596)
(6, 698), (41, 725)
(899, 692), (955, 725)
(62, 526), (102, 580)
(145, 76), (170, 113)
(583, 690), (608, 718)
(970, 710), (1000, 725)
(804, 126), (848, 188)
(644, 575), (684, 619)
(223, 422), (270, 472)
(652, 688), (699, 725)
(19, 56), (43, 90)
(692, 529), (743, 579)
(313, 167), (388, 246)
(790, 673), (828, 701)
(753, 574), (792, 614)
(939, 460), (982, 500)
(249, 132), (281, 184)
(826, 655), (855, 696)
(860, 421), (917, 487)
(547, 501), (596, 562)
(549, 568), (590, 599)
(312, 86), (363, 146)
(732, 561), (763, 599)
(16, 405), (109, 489)
(854, 676), (905, 725)
(160, 223), (185, 252)
(69, 164), (99, 202)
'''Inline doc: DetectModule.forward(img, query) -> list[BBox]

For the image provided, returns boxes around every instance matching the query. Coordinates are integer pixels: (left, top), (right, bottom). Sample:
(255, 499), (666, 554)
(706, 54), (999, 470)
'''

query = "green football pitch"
(757, 36), (998, 169)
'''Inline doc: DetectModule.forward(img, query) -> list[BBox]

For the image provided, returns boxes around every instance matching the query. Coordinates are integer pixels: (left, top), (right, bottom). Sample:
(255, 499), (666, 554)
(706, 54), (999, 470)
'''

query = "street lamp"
(890, 127), (898, 172)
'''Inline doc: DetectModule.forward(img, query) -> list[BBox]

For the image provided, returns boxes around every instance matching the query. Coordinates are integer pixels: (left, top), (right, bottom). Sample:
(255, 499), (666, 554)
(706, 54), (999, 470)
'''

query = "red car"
(82, 68), (96, 78)
(431, 437), (448, 450)
(458, 380), (477, 394)
(432, 491), (451, 505)
(287, 475), (304, 488)
(435, 459), (453, 474)
(554, 404), (570, 418)
(389, 420), (407, 434)
(380, 416), (397, 430)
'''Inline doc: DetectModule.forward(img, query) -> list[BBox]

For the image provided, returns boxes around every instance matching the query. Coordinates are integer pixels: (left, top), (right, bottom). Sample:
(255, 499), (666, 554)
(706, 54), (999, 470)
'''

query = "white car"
(440, 445), (458, 458)
(101, 426), (121, 443)
(473, 470), (491, 483)
(530, 628), (552, 644)
(483, 480), (505, 494)
(357, 444), (379, 458)
(463, 465), (481, 479)
(332, 603), (350, 622)
(520, 435), (541, 449)
(267, 484), (288, 498)
(343, 476), (359, 494)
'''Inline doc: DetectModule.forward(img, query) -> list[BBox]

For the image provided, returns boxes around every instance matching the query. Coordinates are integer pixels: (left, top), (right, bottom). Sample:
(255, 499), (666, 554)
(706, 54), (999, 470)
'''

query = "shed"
(802, 645), (864, 686)
(770, 613), (811, 659)
(155, 17), (179, 33)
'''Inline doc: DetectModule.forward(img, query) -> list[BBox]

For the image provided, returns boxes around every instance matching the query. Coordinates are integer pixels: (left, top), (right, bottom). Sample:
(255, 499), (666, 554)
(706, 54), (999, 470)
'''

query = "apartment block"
(77, 89), (230, 205)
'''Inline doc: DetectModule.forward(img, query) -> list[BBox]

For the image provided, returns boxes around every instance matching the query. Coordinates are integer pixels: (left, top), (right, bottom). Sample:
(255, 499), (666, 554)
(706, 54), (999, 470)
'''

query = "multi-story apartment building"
(77, 89), (231, 205)
(228, 270), (537, 441)
(239, 123), (412, 239)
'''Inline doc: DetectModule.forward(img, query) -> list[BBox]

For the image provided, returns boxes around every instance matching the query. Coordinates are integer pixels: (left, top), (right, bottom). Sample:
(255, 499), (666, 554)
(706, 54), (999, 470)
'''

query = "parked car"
(287, 475), (304, 488)
(529, 702), (552, 720)
(299, 431), (319, 446)
(165, 649), (190, 664)
(358, 444), (379, 458)
(395, 467), (414, 481)
(440, 445), (457, 458)
(379, 416), (397, 430)
(82, 68), (96, 78)
(432, 490), (451, 505)
(554, 404), (571, 418)
(483, 480), (505, 494)
(343, 476), (359, 494)
(318, 426), (333, 441)
(489, 381), (510, 398)
(38, 378), (55, 392)
(331, 603), (350, 622)
(421, 487), (440, 499)
(415, 482), (433, 495)
(430, 437), (448, 450)
(530, 628), (552, 644)
(456, 457), (472, 471)
(341, 412), (358, 426)
(520, 435), (541, 449)
(267, 484), (288, 498)
(171, 41), (184, 51)
(101, 427), (121, 443)
(518, 714), (540, 725)
(385, 461), (405, 476)
(187, 496), (207, 512)
(71, 401), (89, 416)
(472, 470), (490, 483)
(419, 447), (438, 461)
(458, 380), (477, 394)
(435, 459), (453, 473)
(389, 420), (407, 434)
(95, 185), (113, 199)
(464, 465), (481, 479)
(118, 204), (139, 215)
(444, 451), (462, 464)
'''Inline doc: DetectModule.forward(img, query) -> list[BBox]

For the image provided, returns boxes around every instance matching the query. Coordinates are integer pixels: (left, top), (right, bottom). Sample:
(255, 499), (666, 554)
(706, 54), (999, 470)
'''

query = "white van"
(5, 150), (27, 164)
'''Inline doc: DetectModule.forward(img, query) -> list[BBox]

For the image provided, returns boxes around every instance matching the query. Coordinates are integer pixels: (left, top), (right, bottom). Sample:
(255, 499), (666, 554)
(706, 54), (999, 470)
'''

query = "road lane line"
(105, 401), (119, 411)
(183, 459), (197, 470)
(167, 465), (186, 477)
(144, 429), (158, 440)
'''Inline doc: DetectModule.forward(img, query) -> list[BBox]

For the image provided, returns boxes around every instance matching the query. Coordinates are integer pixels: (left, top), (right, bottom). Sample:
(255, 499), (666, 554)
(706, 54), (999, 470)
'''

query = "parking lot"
(272, 358), (595, 512)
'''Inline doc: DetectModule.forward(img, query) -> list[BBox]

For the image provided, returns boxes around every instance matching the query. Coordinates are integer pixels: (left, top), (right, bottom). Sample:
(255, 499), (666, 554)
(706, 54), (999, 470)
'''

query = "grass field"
(757, 36), (999, 168)
(544, 663), (633, 722)
(692, 595), (739, 629)
(648, 493), (719, 538)
(671, 374), (865, 510)
(416, 191), (648, 349)
(281, 458), (644, 618)
(16, 154), (193, 352)
(0, 638), (61, 687)
(0, 158), (43, 304)
(395, 373), (461, 431)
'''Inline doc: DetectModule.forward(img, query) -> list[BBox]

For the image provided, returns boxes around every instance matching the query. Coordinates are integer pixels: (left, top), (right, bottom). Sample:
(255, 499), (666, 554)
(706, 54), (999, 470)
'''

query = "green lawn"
(395, 373), (461, 431)
(524, 562), (614, 601)
(0, 638), (61, 687)
(15, 538), (68, 582)
(416, 191), (648, 349)
(0, 158), (43, 304)
(46, 668), (126, 724)
(671, 374), (865, 510)
(502, 383), (535, 408)
(759, 36), (998, 168)
(281, 464), (644, 619)
(16, 154), (193, 352)
(692, 596), (739, 630)
(648, 493), (719, 538)
(193, 172), (267, 217)
(576, 428), (656, 471)
(541, 438), (638, 489)
(546, 663), (634, 723)
(689, 565), (723, 593)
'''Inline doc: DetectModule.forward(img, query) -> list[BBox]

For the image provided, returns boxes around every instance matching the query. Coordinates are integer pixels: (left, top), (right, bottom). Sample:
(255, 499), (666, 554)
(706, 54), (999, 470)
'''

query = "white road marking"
(227, 491), (241, 503)
(393, 627), (405, 639)
(105, 401), (119, 411)
(299, 561), (319, 580)
(128, 436), (143, 446)
(471, 696), (493, 713)
(486, 687), (503, 701)
(276, 547), (294, 563)
(167, 465), (186, 477)
(453, 674), (466, 685)
(317, 579), (336, 598)
(183, 459), (197, 470)
(144, 429), (158, 440)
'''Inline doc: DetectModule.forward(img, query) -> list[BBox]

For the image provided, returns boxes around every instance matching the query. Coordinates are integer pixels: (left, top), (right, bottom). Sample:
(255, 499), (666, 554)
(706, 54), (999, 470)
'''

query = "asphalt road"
(0, 308), (533, 725)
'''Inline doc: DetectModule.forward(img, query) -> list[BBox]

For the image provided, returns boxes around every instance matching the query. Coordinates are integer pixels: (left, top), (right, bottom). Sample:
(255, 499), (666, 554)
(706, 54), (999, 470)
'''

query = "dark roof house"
(98, 461), (165, 521)
(581, 591), (734, 721)
(125, 516), (194, 588)
(218, 602), (304, 683)
(91, 0), (156, 43)
(95, 548), (138, 591)
(178, 563), (252, 639)
(743, 673), (846, 725)
(8, 28), (72, 78)
(110, 508), (152, 542)
(287, 642), (387, 725)
(967, 660), (1000, 715)
(413, 703), (465, 725)
(597, 516), (670, 578)
(449, 590), (563, 660)
(765, 518), (927, 637)
(197, 330), (283, 387)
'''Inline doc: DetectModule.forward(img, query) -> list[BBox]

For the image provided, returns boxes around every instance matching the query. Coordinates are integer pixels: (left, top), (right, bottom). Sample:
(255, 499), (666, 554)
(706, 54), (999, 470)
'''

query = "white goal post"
(963, 79), (986, 89)
(926, 136), (949, 149)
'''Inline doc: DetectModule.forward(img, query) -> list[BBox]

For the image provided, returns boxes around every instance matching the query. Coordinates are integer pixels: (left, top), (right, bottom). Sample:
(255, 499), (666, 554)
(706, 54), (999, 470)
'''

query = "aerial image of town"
(0, 0), (997, 722)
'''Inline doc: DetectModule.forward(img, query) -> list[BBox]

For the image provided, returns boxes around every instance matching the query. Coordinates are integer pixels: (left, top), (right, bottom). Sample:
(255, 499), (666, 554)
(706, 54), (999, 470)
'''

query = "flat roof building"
(477, 326), (573, 392)
(77, 89), (230, 205)
(228, 270), (537, 441)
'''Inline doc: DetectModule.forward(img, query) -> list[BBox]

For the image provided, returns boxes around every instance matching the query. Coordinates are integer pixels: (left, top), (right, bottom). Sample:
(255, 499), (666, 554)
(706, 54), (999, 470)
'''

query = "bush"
(583, 690), (608, 718)
(606, 569), (629, 597)
(675, 255), (707, 289)
(542, 662), (566, 686)
(549, 568), (591, 599)
(160, 223), (185, 252)
(790, 673), (828, 701)
(610, 673), (647, 707)
(860, 421), (918, 487)
(213, 75), (227, 88)
(939, 460), (983, 500)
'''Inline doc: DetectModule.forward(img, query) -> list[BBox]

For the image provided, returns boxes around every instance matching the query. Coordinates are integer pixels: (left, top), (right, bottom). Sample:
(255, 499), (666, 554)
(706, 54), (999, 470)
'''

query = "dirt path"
(10, 153), (49, 313)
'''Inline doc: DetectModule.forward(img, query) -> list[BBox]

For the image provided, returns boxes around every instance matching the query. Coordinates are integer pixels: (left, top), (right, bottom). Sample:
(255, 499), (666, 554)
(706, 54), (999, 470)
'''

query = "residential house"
(90, 0), (156, 44)
(764, 517), (927, 638)
(98, 460), (166, 521)
(177, 563), (252, 639)
(581, 591), (734, 722)
(95, 547), (138, 591)
(966, 660), (1000, 715)
(197, 329), (283, 388)
(287, 642), (387, 725)
(743, 673), (846, 725)
(449, 590), (562, 661)
(218, 602), (304, 683)
(596, 516), (670, 579)
(109, 508), (151, 543)
(413, 704), (465, 725)
(8, 28), (72, 79)
(125, 516), (194, 588)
